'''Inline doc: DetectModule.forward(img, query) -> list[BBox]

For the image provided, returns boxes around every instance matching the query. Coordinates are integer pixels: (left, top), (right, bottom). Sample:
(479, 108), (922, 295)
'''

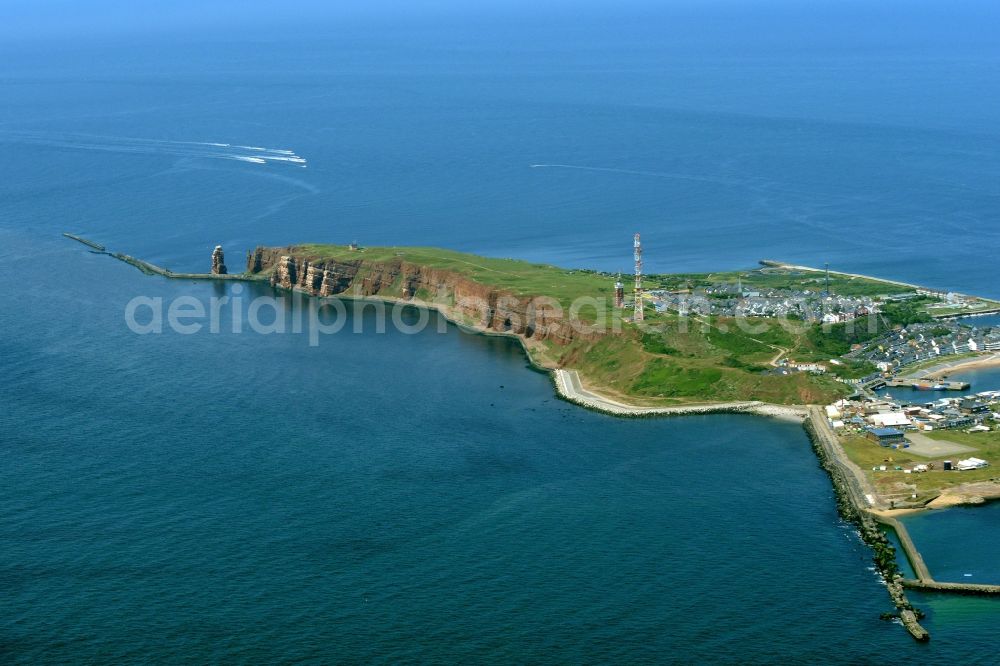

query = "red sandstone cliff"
(246, 246), (605, 346)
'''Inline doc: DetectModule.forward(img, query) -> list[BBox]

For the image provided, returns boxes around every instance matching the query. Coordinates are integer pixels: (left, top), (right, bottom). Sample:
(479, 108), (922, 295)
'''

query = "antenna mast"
(633, 233), (644, 322)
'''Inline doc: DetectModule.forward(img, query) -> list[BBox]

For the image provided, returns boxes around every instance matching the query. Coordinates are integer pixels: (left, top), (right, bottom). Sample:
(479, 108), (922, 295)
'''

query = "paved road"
(808, 406), (883, 510)
(904, 432), (975, 458)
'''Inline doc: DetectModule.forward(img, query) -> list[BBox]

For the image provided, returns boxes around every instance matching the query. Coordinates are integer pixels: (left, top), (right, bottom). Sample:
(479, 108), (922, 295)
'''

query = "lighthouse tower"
(633, 233), (644, 322)
(614, 274), (625, 309)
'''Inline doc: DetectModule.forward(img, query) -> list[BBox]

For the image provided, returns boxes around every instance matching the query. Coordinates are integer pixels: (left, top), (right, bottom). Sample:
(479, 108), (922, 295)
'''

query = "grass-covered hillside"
(549, 314), (850, 405)
(281, 244), (959, 405)
(650, 268), (914, 298)
(294, 244), (614, 310)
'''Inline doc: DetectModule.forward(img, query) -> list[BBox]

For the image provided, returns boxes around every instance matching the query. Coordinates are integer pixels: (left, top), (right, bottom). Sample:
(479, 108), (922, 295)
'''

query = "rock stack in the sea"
(211, 245), (227, 275)
(271, 255), (297, 288)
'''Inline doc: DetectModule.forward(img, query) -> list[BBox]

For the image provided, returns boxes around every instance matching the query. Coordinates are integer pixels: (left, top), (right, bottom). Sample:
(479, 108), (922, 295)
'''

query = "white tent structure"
(957, 457), (989, 471)
(868, 412), (912, 428)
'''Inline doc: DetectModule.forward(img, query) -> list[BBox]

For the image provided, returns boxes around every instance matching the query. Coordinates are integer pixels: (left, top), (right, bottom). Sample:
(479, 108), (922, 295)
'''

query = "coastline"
(318, 290), (812, 421)
(73, 233), (1000, 638)
(921, 353), (1000, 379)
(61, 230), (826, 418)
(552, 368), (808, 420)
(762, 260), (1000, 319)
(270, 283), (956, 636)
(314, 293), (805, 421)
(803, 407), (930, 640)
(326, 291), (559, 374)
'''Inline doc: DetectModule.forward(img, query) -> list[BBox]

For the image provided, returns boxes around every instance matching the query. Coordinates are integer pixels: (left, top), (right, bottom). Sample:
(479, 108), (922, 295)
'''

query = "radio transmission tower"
(633, 233), (644, 322)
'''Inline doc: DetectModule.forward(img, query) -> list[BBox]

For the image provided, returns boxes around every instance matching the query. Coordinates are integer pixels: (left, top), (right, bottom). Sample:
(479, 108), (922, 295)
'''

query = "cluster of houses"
(766, 359), (834, 377)
(847, 321), (1000, 373)
(826, 392), (1000, 436)
(777, 360), (828, 374)
(650, 285), (881, 322)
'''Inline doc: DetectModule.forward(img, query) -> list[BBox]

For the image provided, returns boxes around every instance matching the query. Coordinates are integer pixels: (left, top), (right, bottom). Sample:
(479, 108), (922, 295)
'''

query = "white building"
(868, 412), (912, 428)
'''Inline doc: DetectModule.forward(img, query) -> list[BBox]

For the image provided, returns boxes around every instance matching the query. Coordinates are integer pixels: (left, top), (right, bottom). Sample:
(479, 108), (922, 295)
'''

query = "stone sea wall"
(804, 409), (929, 641)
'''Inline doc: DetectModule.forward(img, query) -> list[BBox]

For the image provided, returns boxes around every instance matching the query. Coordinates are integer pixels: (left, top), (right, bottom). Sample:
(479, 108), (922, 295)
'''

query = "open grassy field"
(648, 266), (914, 297)
(549, 311), (848, 405)
(840, 430), (999, 502)
(299, 245), (929, 305)
(295, 244), (614, 309)
(278, 244), (919, 405)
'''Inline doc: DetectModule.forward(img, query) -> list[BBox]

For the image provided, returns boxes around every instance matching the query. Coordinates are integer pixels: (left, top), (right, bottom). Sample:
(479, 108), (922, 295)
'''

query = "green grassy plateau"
(283, 244), (954, 406)
(841, 429), (999, 502)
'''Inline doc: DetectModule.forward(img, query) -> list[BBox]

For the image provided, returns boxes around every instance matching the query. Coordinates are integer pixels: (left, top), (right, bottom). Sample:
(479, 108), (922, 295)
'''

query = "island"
(66, 233), (1000, 639)
(241, 243), (1000, 409)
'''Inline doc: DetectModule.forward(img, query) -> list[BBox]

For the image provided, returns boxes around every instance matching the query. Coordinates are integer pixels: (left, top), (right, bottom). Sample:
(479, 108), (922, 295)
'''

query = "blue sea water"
(902, 503), (1000, 585)
(877, 363), (1000, 405)
(2, 3), (1000, 662)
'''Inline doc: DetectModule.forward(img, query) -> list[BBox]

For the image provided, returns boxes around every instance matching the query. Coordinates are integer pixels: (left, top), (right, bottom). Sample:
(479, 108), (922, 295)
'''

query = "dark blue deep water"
(2, 3), (999, 662)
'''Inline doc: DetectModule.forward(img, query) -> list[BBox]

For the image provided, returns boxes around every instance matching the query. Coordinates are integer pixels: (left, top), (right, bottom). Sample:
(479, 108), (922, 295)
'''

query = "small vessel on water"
(912, 382), (949, 391)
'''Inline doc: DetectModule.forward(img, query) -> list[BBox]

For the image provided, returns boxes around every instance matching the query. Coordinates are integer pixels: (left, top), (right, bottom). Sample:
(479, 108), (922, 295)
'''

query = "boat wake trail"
(529, 163), (740, 186)
(0, 131), (308, 168)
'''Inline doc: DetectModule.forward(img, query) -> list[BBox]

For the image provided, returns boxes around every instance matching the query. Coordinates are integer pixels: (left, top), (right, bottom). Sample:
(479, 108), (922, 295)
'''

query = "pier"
(884, 378), (971, 391)
(861, 376), (887, 391)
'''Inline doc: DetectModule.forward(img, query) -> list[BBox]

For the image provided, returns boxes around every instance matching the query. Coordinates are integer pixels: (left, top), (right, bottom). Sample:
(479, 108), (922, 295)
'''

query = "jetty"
(63, 233), (266, 282)
(874, 514), (1000, 596)
(62, 232), (105, 252)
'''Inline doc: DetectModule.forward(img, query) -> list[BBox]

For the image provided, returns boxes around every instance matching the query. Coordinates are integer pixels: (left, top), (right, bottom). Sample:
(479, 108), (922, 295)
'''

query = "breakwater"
(62, 233), (266, 282)
(804, 407), (930, 641)
(875, 514), (1000, 596)
(63, 233), (105, 251)
(902, 580), (1000, 595)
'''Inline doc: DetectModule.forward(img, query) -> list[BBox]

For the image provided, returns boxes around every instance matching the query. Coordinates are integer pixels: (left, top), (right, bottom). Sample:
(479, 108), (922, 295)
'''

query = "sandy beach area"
(926, 483), (1000, 509)
(923, 353), (1000, 379)
(870, 507), (927, 518)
